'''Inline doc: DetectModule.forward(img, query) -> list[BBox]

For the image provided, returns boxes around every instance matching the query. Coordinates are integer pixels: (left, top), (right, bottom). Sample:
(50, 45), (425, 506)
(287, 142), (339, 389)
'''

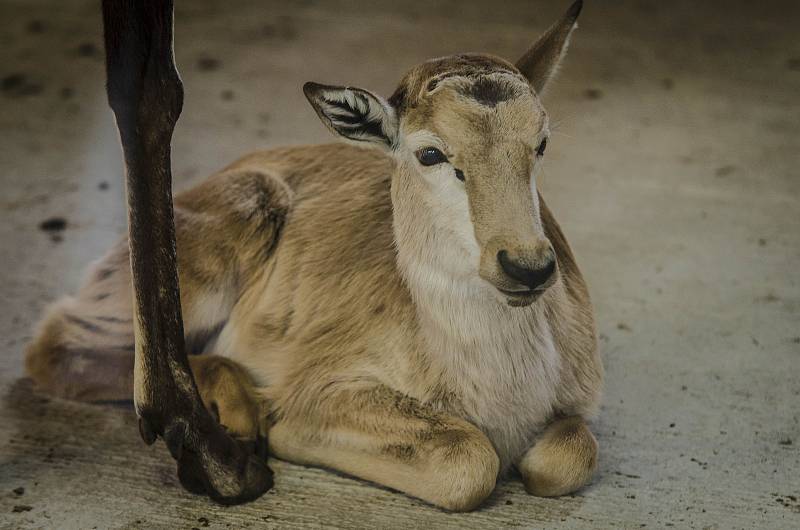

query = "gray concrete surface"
(1, 0), (799, 528)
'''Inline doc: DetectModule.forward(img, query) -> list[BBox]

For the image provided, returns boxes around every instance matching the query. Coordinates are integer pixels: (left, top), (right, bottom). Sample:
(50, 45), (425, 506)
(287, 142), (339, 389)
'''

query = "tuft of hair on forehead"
(453, 74), (530, 108)
(389, 53), (527, 115)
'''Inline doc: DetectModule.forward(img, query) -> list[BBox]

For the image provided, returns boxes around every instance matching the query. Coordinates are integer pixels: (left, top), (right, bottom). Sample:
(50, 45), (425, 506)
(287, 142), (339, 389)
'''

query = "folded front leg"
(269, 385), (500, 512)
(190, 355), (268, 443)
(517, 416), (598, 497)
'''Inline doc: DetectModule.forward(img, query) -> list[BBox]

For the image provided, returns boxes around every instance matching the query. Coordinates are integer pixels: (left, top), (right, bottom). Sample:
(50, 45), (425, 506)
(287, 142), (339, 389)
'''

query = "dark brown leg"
(101, 0), (272, 504)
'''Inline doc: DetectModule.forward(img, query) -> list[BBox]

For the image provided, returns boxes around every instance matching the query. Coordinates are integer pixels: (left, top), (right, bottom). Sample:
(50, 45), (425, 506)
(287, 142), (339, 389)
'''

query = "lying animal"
(26, 0), (602, 511)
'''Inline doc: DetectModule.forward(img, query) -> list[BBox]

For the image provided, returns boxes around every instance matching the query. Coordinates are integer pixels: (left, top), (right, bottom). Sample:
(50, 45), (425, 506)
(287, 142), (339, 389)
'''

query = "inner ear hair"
(303, 82), (397, 148)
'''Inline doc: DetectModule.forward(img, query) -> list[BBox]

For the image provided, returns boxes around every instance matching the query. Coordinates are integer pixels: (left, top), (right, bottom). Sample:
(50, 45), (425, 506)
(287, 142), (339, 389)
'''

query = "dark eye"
(416, 147), (448, 166)
(536, 138), (548, 157)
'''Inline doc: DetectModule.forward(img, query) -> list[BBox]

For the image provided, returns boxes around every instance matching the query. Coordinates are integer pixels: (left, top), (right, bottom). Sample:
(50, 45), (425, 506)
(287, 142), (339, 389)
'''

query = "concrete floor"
(1, 0), (799, 528)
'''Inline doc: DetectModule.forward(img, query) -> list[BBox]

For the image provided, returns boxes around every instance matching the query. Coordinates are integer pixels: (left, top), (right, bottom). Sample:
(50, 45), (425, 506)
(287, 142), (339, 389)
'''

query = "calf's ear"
(303, 82), (398, 150)
(515, 0), (583, 95)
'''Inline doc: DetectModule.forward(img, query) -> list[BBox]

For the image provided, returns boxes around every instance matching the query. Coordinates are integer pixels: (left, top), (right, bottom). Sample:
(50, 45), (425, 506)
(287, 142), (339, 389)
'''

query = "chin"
(503, 291), (540, 307)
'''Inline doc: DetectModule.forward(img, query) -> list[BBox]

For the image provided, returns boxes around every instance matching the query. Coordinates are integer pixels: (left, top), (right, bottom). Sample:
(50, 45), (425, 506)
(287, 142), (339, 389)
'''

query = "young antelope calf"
(26, 0), (601, 511)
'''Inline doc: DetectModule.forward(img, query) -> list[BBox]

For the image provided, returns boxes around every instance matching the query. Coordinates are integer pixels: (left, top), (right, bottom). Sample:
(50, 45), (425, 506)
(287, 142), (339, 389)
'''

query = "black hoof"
(173, 430), (274, 504)
(138, 417), (157, 445)
(136, 404), (273, 505)
(207, 453), (274, 505)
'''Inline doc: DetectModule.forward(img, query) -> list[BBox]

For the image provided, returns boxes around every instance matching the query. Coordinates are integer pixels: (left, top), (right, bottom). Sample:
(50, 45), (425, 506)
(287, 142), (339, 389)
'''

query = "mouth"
(496, 287), (545, 300)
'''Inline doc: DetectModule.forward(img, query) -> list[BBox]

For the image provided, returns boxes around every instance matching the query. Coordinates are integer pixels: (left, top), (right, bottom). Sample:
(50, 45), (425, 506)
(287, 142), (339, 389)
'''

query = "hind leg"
(24, 240), (137, 401)
(25, 168), (291, 402)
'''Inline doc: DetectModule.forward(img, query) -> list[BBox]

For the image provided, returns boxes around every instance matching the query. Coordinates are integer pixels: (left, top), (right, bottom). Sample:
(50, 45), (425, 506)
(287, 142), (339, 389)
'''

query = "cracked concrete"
(1, 0), (798, 528)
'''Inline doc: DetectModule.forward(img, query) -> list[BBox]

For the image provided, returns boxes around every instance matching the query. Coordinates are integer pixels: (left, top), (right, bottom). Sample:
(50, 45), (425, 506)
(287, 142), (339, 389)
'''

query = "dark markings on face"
(388, 53), (526, 118)
(387, 85), (407, 115)
(426, 57), (518, 92)
(457, 76), (521, 107)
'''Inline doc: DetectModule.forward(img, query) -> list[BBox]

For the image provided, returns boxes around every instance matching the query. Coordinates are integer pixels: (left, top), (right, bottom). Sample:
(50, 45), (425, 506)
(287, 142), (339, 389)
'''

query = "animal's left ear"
(515, 0), (583, 94)
(303, 82), (398, 150)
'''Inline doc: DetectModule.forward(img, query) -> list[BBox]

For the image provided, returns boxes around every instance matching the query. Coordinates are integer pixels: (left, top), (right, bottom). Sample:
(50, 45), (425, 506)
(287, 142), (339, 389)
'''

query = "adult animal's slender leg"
(101, 0), (272, 504)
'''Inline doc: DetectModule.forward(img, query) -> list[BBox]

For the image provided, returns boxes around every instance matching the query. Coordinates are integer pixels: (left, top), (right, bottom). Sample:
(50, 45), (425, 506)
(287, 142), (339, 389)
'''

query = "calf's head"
(304, 1), (582, 307)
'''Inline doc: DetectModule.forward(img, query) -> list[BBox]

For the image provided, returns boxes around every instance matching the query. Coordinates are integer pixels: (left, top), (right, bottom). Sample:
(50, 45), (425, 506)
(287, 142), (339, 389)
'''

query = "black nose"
(497, 250), (556, 290)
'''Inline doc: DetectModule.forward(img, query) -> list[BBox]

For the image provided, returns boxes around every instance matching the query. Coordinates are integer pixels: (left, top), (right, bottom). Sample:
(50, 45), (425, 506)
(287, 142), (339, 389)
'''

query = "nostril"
(497, 250), (519, 278)
(539, 258), (556, 283)
(497, 250), (556, 290)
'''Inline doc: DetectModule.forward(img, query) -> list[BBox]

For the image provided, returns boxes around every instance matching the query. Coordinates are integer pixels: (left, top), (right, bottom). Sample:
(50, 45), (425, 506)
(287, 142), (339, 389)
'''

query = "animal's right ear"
(303, 82), (398, 150)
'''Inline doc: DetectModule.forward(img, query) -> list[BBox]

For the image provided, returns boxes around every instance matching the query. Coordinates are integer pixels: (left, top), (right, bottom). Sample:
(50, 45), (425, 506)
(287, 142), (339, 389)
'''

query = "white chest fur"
(391, 169), (564, 469)
(412, 280), (563, 471)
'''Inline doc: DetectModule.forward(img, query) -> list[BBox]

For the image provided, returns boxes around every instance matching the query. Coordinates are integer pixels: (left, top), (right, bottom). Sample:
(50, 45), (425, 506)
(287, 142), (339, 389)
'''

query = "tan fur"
(518, 416), (598, 497)
(25, 2), (601, 511)
(189, 355), (268, 441)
